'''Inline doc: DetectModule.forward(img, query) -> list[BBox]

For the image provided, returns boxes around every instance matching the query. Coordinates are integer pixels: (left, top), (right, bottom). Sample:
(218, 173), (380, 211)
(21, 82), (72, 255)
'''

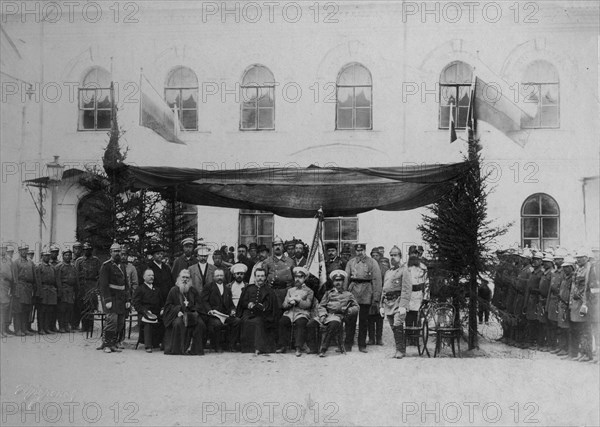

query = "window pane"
(523, 217), (539, 238)
(324, 220), (339, 240)
(241, 88), (257, 107)
(257, 236), (272, 247)
(341, 219), (358, 240)
(258, 108), (274, 129)
(258, 88), (274, 107)
(355, 108), (371, 129)
(522, 197), (540, 215)
(97, 90), (111, 108)
(541, 239), (559, 251)
(457, 105), (468, 128)
(181, 110), (197, 130)
(541, 196), (558, 215)
(81, 110), (95, 129)
(439, 105), (451, 128)
(80, 89), (95, 109)
(440, 86), (456, 106)
(523, 60), (558, 83)
(96, 110), (111, 129)
(240, 236), (254, 247)
(542, 218), (558, 238)
(241, 109), (256, 129)
(337, 109), (352, 129)
(522, 84), (540, 105)
(441, 61), (473, 84)
(353, 65), (371, 85)
(165, 89), (180, 109)
(258, 215), (273, 235)
(181, 89), (197, 108)
(541, 106), (559, 128)
(541, 84), (558, 105)
(523, 239), (539, 250)
(167, 67), (198, 87)
(337, 87), (353, 108)
(338, 67), (354, 85)
(355, 87), (371, 107)
(239, 215), (256, 236)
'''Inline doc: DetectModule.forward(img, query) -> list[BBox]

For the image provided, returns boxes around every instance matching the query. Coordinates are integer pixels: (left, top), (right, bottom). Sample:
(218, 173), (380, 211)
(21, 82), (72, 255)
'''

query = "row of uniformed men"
(493, 247), (599, 363)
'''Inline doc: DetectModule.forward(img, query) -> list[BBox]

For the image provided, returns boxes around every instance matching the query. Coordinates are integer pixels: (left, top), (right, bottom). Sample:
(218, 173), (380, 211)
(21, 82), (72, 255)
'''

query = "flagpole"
(466, 68), (477, 161)
(138, 68), (143, 126)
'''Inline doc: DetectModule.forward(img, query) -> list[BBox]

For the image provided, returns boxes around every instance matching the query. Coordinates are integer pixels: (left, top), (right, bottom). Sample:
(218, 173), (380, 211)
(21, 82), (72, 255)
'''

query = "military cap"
(63, 247), (73, 254)
(541, 253), (554, 263)
(18, 243), (29, 251)
(197, 245), (211, 256)
(553, 247), (568, 259)
(562, 256), (576, 267)
(257, 244), (269, 253)
(231, 263), (248, 274)
(6, 245), (14, 252)
(370, 247), (380, 255)
(574, 248), (590, 258)
(213, 249), (223, 256)
(325, 242), (338, 250)
(389, 245), (402, 256)
(249, 242), (258, 249)
(272, 236), (284, 245)
(378, 246), (385, 253)
(354, 243), (366, 250)
(531, 250), (543, 260)
(110, 242), (122, 251)
(181, 237), (195, 246)
(27, 249), (34, 255)
(293, 266), (309, 277)
(41, 248), (51, 256)
(82, 242), (92, 249)
(50, 244), (60, 252)
(73, 242), (82, 248)
(519, 248), (532, 259)
(329, 269), (348, 281)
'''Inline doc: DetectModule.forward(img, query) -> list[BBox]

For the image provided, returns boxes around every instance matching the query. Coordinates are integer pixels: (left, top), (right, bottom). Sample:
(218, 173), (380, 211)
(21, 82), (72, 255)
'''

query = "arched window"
(78, 67), (112, 130)
(521, 193), (560, 250)
(521, 60), (559, 128)
(439, 61), (473, 130)
(165, 66), (199, 131)
(336, 63), (372, 130)
(240, 65), (275, 130)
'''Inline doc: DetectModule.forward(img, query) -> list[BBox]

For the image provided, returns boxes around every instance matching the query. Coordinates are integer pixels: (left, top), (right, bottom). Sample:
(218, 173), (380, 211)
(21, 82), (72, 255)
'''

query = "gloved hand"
(125, 302), (131, 309)
(580, 304), (588, 316)
(379, 307), (385, 318)
(105, 302), (112, 310)
(398, 307), (407, 316)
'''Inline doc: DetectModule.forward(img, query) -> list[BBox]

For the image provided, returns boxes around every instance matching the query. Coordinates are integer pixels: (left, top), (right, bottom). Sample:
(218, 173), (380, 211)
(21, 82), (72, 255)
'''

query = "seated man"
(133, 269), (165, 353)
(313, 270), (359, 357)
(237, 268), (279, 355)
(276, 266), (314, 357)
(162, 269), (206, 355)
(200, 268), (240, 352)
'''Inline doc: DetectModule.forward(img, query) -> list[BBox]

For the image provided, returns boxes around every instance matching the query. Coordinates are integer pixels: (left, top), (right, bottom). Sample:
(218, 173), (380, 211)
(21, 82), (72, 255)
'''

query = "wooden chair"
(431, 303), (461, 358)
(403, 303), (431, 357)
(86, 312), (106, 339)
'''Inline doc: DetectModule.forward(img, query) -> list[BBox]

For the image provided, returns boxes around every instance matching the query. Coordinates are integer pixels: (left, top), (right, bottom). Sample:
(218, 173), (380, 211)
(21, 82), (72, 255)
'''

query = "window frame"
(240, 65), (276, 131)
(438, 61), (473, 130)
(164, 67), (199, 132)
(335, 63), (373, 130)
(322, 216), (359, 253)
(238, 209), (275, 246)
(77, 68), (112, 131)
(520, 193), (560, 251)
(520, 81), (560, 129)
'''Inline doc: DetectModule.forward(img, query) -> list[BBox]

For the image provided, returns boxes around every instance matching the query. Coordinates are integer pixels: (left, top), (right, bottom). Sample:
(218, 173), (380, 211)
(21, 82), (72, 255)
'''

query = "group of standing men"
(493, 247), (599, 362)
(1, 242), (100, 338)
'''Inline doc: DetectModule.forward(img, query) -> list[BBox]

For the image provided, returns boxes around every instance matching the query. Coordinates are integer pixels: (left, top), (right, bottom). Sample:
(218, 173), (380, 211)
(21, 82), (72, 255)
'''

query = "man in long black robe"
(237, 267), (279, 354)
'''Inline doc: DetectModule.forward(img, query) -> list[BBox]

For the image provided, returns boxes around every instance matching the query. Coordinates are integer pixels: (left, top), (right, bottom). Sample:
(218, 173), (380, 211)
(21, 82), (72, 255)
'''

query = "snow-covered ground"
(1, 324), (598, 427)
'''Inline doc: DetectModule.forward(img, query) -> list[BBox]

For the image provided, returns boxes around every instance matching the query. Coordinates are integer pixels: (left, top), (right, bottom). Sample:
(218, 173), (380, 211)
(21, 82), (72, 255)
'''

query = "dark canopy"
(122, 162), (470, 218)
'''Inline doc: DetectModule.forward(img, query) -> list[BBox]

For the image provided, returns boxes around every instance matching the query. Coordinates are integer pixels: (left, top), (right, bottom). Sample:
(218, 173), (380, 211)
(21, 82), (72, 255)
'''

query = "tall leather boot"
(393, 326), (405, 359)
(319, 326), (332, 355)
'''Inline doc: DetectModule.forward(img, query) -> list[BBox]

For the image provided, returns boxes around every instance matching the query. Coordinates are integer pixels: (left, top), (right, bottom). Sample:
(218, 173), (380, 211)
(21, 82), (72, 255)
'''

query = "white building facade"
(1, 1), (598, 258)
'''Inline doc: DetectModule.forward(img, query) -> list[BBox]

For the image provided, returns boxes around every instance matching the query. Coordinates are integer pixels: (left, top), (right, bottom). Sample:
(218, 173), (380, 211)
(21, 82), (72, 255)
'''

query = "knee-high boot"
(393, 326), (405, 359)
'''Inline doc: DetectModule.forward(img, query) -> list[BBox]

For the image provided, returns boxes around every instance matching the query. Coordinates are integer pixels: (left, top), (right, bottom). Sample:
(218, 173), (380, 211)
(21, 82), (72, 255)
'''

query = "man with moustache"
(236, 244), (255, 283)
(513, 248), (533, 347)
(368, 247), (388, 346)
(547, 248), (567, 353)
(12, 244), (37, 336)
(249, 245), (270, 285)
(73, 242), (101, 332)
(133, 269), (165, 353)
(524, 250), (544, 349)
(344, 243), (382, 353)
(200, 268), (240, 352)
(56, 247), (78, 333)
(403, 246), (430, 343)
(189, 245), (217, 294)
(147, 245), (174, 302)
(212, 250), (232, 284)
(171, 237), (197, 281)
(568, 248), (596, 362)
(248, 242), (259, 263)
(98, 243), (130, 353)
(37, 248), (58, 334)
(1, 244), (15, 337)
(262, 236), (295, 307)
(292, 241), (307, 267)
(49, 244), (60, 267)
(228, 263), (248, 309)
(536, 252), (555, 351)
(72, 242), (83, 262)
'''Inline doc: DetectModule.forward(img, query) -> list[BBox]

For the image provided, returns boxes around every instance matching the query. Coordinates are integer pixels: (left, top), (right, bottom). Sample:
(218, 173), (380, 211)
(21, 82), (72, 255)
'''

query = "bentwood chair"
(431, 303), (461, 358)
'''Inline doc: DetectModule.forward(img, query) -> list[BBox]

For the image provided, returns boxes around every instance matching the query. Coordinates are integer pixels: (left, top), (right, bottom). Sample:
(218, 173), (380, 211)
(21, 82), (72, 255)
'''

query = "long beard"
(407, 256), (420, 267)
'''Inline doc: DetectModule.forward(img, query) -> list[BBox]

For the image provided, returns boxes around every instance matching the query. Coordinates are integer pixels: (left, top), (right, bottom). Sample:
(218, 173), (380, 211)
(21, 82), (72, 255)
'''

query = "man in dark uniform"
(171, 237), (197, 281)
(1, 244), (15, 337)
(72, 242), (83, 262)
(236, 244), (255, 283)
(292, 241), (307, 267)
(262, 236), (294, 307)
(340, 245), (352, 265)
(536, 253), (555, 351)
(49, 244), (60, 267)
(73, 242), (101, 332)
(37, 248), (58, 334)
(368, 247), (388, 346)
(56, 247), (78, 333)
(344, 243), (382, 353)
(513, 248), (533, 347)
(248, 242), (259, 264)
(12, 244), (37, 336)
(524, 250), (544, 349)
(322, 243), (346, 301)
(98, 243), (130, 353)
(212, 250), (232, 284)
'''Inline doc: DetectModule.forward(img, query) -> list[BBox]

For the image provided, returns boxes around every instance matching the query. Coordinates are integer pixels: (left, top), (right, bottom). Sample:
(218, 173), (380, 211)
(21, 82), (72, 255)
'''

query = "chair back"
(432, 303), (456, 329)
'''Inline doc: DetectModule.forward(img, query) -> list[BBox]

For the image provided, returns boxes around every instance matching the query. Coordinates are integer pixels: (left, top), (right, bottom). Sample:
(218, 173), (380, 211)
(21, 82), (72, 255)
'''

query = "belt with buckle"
(109, 284), (125, 291)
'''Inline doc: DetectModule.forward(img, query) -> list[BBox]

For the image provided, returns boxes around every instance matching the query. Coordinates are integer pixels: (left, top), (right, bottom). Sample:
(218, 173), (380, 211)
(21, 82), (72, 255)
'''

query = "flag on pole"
(306, 208), (328, 289)
(139, 73), (185, 145)
(473, 77), (532, 147)
(449, 103), (457, 143)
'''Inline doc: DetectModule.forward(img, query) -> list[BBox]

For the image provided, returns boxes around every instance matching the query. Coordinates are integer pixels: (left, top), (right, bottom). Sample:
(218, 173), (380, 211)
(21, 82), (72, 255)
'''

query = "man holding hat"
(171, 237), (197, 281)
(74, 242), (101, 332)
(344, 243), (382, 353)
(56, 247), (78, 333)
(189, 244), (216, 295)
(379, 245), (411, 358)
(98, 242), (131, 353)
(1, 244), (15, 337)
(313, 269), (359, 357)
(132, 268), (165, 352)
(276, 266), (314, 356)
(524, 250), (544, 349)
(262, 236), (295, 307)
(36, 248), (59, 334)
(12, 244), (37, 336)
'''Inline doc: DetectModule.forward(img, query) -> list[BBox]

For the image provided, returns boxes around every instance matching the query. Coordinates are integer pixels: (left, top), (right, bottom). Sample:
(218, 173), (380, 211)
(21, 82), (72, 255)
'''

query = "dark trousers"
(39, 304), (57, 332)
(163, 316), (206, 355)
(1, 302), (10, 333)
(72, 293), (95, 331)
(320, 320), (342, 352)
(345, 304), (369, 348)
(546, 320), (557, 349)
(569, 321), (592, 358)
(140, 321), (165, 349)
(527, 320), (538, 344)
(206, 316), (241, 351)
(58, 302), (73, 331)
(478, 304), (490, 323)
(367, 314), (383, 343)
(537, 322), (548, 348)
(13, 303), (32, 334)
(306, 319), (320, 353)
(278, 316), (308, 348)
